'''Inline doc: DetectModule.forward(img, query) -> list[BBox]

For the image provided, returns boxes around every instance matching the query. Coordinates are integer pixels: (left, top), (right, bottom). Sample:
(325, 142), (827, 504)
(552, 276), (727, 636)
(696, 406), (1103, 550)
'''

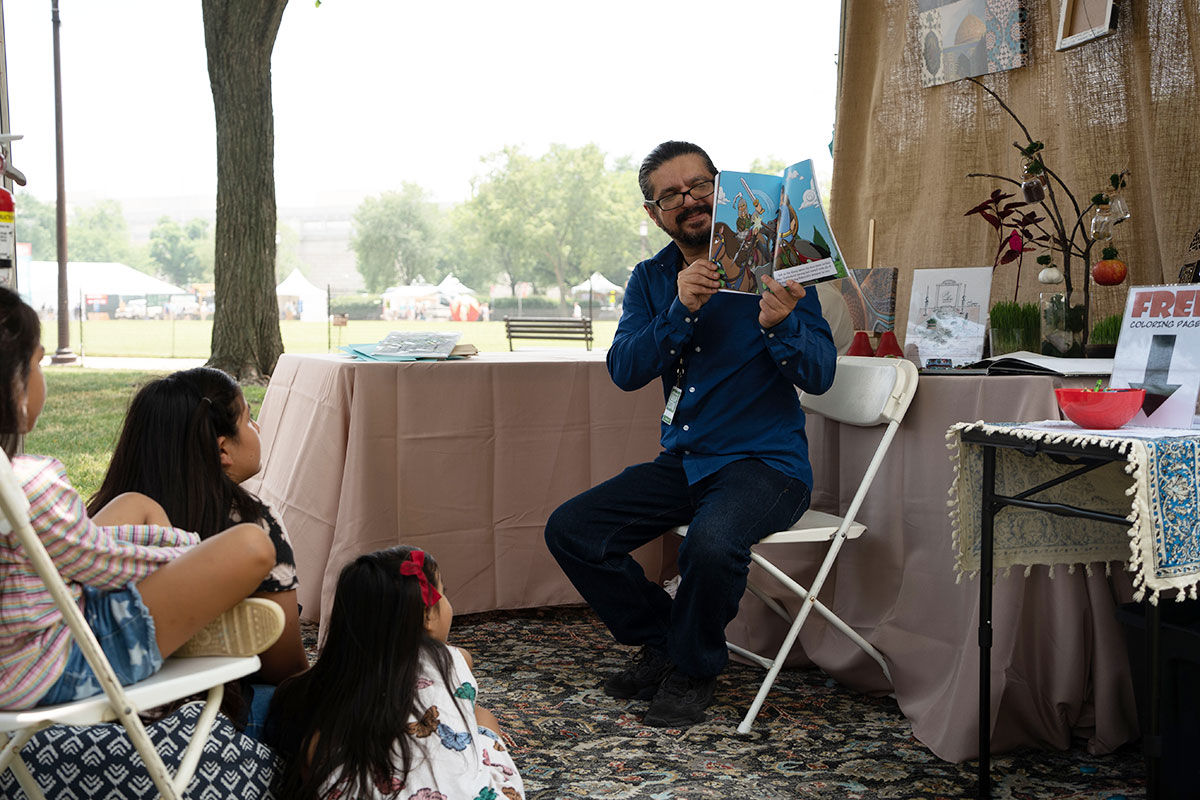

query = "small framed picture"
(1056, 0), (1118, 50)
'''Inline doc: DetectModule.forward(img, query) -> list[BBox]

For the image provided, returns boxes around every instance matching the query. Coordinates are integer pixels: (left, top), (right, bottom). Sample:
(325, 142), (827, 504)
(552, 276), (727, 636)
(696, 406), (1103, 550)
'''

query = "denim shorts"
(37, 584), (164, 707)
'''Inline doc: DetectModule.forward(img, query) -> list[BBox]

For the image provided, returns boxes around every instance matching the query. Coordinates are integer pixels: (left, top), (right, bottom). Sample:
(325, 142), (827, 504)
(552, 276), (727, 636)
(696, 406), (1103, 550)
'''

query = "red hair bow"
(399, 550), (442, 608)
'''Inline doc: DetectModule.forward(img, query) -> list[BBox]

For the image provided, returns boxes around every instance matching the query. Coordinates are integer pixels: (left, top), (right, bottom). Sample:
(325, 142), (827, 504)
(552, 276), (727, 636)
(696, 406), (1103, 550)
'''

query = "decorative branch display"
(962, 77), (1130, 349)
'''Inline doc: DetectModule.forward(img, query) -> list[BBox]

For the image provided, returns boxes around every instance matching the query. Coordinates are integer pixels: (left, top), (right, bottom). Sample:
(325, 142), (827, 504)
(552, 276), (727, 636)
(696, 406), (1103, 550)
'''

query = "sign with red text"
(1109, 284), (1200, 428)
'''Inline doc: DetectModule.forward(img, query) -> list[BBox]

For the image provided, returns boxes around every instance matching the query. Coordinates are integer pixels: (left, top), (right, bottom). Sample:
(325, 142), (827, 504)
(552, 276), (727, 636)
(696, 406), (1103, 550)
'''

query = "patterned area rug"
(303, 606), (1145, 800)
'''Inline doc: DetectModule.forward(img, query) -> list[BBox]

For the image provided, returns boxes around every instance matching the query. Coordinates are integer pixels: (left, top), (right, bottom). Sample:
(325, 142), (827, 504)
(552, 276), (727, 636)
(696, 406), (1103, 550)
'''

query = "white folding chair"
(670, 355), (919, 733)
(0, 452), (262, 800)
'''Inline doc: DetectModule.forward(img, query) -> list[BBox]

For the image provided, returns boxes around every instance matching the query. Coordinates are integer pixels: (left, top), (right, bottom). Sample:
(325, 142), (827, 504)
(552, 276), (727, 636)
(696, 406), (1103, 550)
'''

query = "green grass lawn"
(26, 369), (267, 502)
(43, 319), (619, 358)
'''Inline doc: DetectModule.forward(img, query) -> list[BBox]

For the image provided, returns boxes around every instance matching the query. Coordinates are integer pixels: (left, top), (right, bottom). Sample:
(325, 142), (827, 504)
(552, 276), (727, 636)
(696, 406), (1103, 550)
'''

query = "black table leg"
(1146, 601), (1161, 799)
(978, 445), (996, 799)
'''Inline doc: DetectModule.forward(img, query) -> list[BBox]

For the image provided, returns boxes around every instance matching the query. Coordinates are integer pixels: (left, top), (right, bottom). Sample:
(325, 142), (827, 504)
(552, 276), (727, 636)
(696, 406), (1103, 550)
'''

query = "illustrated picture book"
(708, 159), (848, 295)
(835, 267), (898, 334)
(904, 266), (992, 368)
(342, 331), (469, 361)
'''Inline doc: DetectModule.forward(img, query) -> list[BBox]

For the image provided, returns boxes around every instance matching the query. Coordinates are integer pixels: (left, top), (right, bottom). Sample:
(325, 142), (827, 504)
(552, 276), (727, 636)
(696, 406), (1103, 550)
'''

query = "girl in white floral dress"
(270, 546), (524, 800)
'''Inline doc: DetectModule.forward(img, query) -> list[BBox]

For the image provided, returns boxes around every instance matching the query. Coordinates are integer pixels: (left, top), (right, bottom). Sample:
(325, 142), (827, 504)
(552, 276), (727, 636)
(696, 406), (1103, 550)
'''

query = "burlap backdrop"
(830, 0), (1200, 342)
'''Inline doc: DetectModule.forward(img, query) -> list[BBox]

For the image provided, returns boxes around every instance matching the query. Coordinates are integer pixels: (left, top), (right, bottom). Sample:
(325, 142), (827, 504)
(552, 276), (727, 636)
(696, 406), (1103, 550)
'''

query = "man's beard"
(667, 205), (711, 249)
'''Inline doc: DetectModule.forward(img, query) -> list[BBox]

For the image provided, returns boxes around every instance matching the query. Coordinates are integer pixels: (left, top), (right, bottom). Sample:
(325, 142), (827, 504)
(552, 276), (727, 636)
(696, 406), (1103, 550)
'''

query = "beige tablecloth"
(246, 352), (666, 625)
(250, 355), (1137, 763)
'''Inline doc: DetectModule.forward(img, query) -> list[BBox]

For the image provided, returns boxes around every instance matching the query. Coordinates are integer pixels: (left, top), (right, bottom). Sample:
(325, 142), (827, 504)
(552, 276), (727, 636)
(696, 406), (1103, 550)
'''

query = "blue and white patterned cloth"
(949, 420), (1200, 603)
(0, 701), (280, 799)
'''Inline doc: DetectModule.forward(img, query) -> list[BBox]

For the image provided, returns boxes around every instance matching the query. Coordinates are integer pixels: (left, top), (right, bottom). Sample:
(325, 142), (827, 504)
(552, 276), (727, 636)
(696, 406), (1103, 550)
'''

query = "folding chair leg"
(751, 552), (893, 684)
(119, 712), (185, 800)
(10, 757), (44, 800)
(745, 580), (792, 625)
(170, 685), (226, 795)
(0, 727), (36, 775)
(726, 640), (773, 670)
(808, 603), (892, 684)
(1, 730), (49, 800)
(738, 599), (820, 734)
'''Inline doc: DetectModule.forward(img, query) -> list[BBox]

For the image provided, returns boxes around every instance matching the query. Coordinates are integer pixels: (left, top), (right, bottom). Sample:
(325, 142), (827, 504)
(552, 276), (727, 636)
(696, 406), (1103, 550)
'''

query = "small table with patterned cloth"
(949, 419), (1200, 799)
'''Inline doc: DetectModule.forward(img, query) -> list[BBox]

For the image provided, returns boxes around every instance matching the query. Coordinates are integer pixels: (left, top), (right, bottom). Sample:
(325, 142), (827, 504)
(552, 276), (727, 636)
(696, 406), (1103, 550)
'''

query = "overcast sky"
(3, 1), (841, 212)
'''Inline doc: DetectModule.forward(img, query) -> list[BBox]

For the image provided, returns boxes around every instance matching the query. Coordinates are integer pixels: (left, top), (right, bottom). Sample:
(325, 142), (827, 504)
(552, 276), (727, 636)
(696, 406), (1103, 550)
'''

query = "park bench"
(504, 316), (593, 350)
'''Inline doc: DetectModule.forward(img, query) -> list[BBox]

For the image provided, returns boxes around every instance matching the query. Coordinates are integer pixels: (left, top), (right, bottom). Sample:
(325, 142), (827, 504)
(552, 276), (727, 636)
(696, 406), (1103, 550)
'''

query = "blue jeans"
(38, 584), (163, 707)
(545, 454), (810, 678)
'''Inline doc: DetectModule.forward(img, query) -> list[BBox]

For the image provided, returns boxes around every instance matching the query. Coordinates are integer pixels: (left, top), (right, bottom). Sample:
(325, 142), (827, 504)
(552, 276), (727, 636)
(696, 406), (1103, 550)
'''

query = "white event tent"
(381, 281), (440, 320)
(437, 274), (476, 298)
(276, 268), (328, 322)
(23, 261), (188, 315)
(571, 271), (625, 299)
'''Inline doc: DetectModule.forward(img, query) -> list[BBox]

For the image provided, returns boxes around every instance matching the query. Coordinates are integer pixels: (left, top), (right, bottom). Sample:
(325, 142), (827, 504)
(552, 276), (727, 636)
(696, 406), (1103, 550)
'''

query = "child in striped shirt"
(0, 287), (279, 709)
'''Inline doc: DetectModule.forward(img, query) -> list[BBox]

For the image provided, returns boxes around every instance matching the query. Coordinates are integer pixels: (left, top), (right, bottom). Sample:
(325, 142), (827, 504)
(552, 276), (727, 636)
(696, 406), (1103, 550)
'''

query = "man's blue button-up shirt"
(607, 242), (837, 489)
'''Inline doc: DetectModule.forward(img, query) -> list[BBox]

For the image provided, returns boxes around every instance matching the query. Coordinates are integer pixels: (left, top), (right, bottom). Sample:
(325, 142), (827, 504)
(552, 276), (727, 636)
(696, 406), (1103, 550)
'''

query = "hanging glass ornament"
(1090, 204), (1113, 241)
(1020, 160), (1047, 204)
(1110, 192), (1130, 224)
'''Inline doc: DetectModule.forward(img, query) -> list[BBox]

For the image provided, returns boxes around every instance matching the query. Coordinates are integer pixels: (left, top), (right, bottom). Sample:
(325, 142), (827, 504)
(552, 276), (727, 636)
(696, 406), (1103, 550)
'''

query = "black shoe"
(602, 646), (672, 700)
(642, 670), (716, 728)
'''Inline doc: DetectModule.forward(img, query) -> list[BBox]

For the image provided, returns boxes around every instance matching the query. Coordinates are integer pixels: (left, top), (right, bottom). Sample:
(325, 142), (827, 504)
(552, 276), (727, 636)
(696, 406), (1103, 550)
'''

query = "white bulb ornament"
(1038, 266), (1063, 284)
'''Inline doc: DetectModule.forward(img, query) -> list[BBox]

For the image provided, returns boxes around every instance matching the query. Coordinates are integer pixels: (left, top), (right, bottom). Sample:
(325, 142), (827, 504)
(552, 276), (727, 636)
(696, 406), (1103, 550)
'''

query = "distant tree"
(445, 201), (503, 296)
(149, 216), (210, 285)
(67, 199), (132, 264)
(125, 242), (157, 276)
(459, 150), (542, 296)
(351, 184), (437, 292)
(16, 193), (163, 274)
(274, 220), (303, 282)
(14, 192), (56, 261)
(749, 156), (788, 175)
(202, 0), (288, 382)
(460, 144), (658, 308)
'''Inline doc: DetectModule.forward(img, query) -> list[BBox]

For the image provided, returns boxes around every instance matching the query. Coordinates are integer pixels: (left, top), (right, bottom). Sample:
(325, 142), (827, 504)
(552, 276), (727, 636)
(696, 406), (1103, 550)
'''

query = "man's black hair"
(638, 141), (718, 202)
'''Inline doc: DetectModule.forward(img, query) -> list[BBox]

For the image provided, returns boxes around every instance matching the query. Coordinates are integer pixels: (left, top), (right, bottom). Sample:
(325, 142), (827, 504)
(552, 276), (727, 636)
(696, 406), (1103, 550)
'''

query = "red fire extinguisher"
(0, 134), (28, 274)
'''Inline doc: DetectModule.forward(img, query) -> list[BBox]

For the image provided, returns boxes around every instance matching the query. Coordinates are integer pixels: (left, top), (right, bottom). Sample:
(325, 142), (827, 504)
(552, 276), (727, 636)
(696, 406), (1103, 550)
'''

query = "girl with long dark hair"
(269, 546), (524, 800)
(87, 367), (309, 685)
(0, 287), (281, 710)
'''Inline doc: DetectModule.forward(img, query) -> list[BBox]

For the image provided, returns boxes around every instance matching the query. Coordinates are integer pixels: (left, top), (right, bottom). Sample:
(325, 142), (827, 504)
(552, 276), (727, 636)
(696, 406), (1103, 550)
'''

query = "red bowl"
(1054, 387), (1146, 429)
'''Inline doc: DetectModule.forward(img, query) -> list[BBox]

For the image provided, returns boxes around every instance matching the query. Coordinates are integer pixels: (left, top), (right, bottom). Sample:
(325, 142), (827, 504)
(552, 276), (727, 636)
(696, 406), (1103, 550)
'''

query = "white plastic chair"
(0, 452), (261, 800)
(670, 355), (919, 733)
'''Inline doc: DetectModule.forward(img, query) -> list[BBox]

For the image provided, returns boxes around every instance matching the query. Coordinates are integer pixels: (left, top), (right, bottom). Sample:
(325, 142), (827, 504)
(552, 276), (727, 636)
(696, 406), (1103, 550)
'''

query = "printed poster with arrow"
(1109, 284), (1200, 428)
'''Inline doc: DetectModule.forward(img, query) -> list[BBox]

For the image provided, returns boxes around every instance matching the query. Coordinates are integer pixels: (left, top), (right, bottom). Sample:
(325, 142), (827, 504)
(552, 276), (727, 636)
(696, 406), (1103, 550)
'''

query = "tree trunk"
(202, 0), (288, 383)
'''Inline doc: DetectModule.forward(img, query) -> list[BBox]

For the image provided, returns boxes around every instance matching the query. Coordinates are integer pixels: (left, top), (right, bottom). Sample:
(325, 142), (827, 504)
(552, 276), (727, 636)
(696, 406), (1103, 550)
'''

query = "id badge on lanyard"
(661, 357), (685, 425)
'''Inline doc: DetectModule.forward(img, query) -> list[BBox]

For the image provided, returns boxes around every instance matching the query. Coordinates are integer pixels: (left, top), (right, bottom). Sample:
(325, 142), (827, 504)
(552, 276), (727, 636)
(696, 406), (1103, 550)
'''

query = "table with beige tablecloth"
(249, 355), (1137, 763)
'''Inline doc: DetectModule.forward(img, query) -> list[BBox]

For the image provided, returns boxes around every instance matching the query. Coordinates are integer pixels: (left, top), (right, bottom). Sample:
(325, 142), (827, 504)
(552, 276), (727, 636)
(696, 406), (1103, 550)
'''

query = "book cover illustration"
(708, 160), (847, 295)
(773, 160), (848, 287)
(836, 268), (898, 333)
(709, 170), (782, 294)
(904, 267), (991, 368)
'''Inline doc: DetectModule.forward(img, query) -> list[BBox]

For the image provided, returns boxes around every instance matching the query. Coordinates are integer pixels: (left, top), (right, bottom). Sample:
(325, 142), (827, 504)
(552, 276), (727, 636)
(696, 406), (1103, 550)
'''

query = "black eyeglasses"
(646, 180), (715, 211)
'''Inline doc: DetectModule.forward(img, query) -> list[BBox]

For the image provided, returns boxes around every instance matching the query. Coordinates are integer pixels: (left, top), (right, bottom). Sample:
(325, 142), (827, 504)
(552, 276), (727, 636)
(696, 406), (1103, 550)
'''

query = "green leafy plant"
(963, 190), (1046, 302)
(988, 300), (1040, 354)
(989, 300), (1039, 331)
(1090, 313), (1123, 345)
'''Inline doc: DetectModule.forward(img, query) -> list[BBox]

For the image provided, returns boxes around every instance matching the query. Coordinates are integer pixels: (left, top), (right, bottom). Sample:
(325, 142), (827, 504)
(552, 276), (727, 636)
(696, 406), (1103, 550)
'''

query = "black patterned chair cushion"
(0, 701), (280, 799)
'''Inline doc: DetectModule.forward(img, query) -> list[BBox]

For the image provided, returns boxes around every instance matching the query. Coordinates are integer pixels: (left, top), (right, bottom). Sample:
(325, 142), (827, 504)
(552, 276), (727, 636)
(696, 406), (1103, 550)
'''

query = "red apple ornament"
(1092, 245), (1127, 286)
